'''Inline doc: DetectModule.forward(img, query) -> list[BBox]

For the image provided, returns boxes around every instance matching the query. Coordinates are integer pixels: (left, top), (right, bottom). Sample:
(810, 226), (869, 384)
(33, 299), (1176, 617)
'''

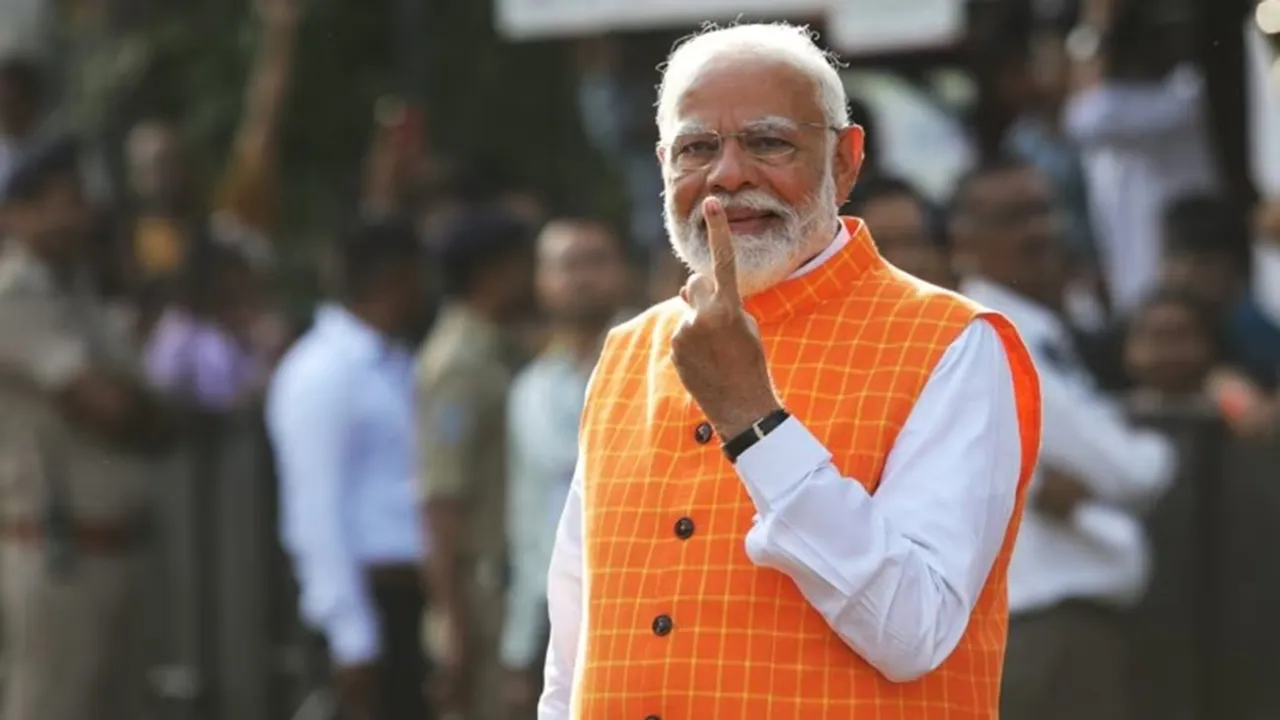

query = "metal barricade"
(1128, 400), (1280, 720)
(144, 408), (315, 720)
(131, 394), (1276, 719)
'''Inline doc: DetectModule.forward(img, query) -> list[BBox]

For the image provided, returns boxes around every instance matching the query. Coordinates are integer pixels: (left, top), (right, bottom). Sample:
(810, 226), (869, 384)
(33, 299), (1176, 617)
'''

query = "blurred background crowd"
(0, 0), (1278, 718)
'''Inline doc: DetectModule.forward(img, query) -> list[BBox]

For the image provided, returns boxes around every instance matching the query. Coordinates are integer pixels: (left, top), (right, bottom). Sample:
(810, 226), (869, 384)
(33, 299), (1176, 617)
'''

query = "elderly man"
(539, 23), (1042, 719)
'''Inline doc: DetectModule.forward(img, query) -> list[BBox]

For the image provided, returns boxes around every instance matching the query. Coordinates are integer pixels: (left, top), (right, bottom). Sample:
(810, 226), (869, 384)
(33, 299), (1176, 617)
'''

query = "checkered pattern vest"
(574, 218), (1041, 719)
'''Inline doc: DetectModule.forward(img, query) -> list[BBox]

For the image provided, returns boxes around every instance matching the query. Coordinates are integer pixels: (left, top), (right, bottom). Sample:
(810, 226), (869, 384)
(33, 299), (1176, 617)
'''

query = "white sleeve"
(735, 319), (1025, 682)
(1065, 65), (1207, 149)
(1035, 366), (1176, 510)
(536, 462), (584, 719)
(267, 365), (380, 667)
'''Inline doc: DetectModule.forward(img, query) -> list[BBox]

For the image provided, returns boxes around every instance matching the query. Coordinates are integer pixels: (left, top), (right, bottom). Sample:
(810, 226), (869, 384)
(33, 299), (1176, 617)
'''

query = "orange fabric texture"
(575, 217), (1041, 719)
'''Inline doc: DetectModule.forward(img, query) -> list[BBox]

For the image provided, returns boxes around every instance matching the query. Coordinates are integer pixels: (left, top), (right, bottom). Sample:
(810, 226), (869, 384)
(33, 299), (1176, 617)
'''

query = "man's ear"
(655, 143), (671, 183)
(832, 125), (865, 204)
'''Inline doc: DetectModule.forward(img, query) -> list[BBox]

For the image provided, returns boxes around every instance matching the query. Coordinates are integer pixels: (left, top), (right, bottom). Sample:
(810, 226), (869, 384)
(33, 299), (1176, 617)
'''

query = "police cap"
(434, 204), (535, 296)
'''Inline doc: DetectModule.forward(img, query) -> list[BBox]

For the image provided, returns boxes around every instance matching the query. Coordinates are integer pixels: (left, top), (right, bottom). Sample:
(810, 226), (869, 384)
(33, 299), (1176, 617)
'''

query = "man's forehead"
(673, 115), (800, 135)
(670, 55), (822, 131)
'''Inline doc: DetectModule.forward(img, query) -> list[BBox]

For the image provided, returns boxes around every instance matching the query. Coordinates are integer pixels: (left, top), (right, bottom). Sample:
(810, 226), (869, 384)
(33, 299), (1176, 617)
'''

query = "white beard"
(663, 167), (839, 297)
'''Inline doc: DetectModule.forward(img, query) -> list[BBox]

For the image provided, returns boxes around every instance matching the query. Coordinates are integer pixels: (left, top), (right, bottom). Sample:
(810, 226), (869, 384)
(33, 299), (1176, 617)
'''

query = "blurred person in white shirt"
(952, 157), (1178, 720)
(268, 219), (433, 720)
(500, 218), (630, 718)
(1064, 0), (1219, 314)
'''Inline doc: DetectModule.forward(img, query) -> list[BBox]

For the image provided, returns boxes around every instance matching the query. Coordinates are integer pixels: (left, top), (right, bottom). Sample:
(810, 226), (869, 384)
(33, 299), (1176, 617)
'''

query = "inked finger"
(701, 196), (739, 301)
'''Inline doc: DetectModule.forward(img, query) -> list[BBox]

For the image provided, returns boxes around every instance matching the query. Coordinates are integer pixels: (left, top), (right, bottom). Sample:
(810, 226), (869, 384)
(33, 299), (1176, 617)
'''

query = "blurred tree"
(56, 0), (622, 253)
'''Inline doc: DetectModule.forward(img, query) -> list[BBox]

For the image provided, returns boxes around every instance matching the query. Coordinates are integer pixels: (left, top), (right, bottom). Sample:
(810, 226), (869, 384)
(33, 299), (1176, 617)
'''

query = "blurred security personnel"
(500, 219), (629, 717)
(540, 24), (1041, 719)
(416, 207), (534, 720)
(952, 157), (1176, 720)
(268, 219), (433, 720)
(0, 136), (176, 720)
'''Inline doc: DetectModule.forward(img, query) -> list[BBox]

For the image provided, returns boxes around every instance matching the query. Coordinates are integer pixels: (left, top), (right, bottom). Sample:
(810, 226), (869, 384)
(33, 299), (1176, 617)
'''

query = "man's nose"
(705, 140), (757, 195)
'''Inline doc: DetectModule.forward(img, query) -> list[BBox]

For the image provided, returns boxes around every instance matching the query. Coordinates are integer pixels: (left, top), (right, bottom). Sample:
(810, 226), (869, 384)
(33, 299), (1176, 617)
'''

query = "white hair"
(655, 23), (850, 144)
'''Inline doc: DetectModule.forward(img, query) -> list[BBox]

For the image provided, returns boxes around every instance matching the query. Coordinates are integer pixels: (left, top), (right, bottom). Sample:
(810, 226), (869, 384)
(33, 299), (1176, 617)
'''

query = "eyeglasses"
(663, 122), (843, 174)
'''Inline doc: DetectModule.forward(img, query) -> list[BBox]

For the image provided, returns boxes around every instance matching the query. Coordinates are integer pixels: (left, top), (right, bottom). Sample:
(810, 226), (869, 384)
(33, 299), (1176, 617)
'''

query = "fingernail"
(703, 197), (722, 216)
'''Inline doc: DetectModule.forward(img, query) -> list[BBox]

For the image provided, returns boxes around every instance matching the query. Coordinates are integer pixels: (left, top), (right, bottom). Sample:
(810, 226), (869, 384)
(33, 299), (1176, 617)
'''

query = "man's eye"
(678, 140), (718, 156)
(746, 135), (793, 152)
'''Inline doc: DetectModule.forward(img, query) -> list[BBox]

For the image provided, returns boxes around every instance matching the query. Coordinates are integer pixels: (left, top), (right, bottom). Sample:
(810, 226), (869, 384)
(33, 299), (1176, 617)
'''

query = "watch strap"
(722, 409), (791, 463)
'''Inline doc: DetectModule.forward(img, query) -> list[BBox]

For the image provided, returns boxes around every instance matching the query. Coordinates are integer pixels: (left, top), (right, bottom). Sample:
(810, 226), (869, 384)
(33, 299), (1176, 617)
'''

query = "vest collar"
(743, 216), (883, 325)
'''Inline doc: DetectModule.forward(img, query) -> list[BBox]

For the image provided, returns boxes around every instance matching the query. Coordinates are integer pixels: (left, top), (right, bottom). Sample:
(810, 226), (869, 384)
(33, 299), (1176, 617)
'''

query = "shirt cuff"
(733, 417), (832, 514)
(326, 608), (381, 667)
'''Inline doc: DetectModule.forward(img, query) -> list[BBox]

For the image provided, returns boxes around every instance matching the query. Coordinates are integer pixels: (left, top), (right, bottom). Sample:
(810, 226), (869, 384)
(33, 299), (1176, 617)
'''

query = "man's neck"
(549, 323), (607, 366)
(345, 300), (399, 339)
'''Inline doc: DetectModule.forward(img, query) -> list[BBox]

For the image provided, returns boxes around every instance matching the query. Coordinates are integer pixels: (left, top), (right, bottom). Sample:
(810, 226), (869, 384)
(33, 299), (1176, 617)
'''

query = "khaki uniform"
(415, 304), (516, 720)
(0, 244), (154, 720)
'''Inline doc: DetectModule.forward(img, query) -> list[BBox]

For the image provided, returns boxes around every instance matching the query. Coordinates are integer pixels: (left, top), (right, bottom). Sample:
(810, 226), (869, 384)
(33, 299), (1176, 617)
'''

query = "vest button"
(652, 613), (673, 636)
(694, 422), (714, 444)
(674, 516), (695, 539)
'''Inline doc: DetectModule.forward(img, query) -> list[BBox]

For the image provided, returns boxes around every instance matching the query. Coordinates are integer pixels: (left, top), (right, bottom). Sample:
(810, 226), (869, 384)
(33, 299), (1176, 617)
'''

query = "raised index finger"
(702, 196), (739, 301)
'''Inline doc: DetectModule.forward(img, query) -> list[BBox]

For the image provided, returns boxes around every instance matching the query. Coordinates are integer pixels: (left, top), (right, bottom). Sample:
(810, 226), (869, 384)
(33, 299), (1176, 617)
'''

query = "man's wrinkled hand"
(671, 197), (781, 439)
(1035, 469), (1091, 521)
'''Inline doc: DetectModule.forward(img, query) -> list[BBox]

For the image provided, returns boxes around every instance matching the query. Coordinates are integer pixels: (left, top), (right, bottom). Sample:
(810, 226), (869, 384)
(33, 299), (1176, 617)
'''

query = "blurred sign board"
(828, 0), (964, 55)
(494, 0), (964, 55)
(495, 0), (826, 40)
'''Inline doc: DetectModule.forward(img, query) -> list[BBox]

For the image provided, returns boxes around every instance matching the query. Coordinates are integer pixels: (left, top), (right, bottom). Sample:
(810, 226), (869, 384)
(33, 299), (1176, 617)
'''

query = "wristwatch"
(722, 408), (792, 463)
(1065, 25), (1106, 62)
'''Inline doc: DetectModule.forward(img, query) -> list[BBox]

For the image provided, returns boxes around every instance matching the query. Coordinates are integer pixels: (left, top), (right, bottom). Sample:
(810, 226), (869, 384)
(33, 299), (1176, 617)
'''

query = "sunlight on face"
(662, 163), (837, 296)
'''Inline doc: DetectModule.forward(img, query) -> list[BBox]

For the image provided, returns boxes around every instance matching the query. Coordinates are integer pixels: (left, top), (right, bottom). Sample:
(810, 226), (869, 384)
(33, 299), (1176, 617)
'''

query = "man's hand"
(1035, 469), (1091, 521)
(333, 662), (379, 720)
(671, 197), (782, 439)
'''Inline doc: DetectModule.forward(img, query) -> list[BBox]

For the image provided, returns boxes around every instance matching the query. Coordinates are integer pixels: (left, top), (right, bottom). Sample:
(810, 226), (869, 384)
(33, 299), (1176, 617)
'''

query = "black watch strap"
(722, 409), (792, 463)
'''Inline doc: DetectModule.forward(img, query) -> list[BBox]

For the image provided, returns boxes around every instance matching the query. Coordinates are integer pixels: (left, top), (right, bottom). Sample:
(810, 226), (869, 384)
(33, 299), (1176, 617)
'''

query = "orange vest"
(575, 218), (1041, 719)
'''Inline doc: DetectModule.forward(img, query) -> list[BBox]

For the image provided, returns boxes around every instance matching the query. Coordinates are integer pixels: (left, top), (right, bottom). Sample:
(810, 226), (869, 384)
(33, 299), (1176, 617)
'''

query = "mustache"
(685, 190), (799, 228)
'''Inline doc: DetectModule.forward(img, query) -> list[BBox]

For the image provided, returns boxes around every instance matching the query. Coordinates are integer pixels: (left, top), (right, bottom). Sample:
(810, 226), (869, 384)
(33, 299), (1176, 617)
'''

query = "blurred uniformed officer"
(0, 137), (177, 720)
(415, 207), (535, 719)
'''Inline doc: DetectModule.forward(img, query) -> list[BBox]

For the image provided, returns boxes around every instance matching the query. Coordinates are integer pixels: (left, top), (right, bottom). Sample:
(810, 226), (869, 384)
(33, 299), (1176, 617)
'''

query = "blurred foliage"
(59, 0), (624, 253)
